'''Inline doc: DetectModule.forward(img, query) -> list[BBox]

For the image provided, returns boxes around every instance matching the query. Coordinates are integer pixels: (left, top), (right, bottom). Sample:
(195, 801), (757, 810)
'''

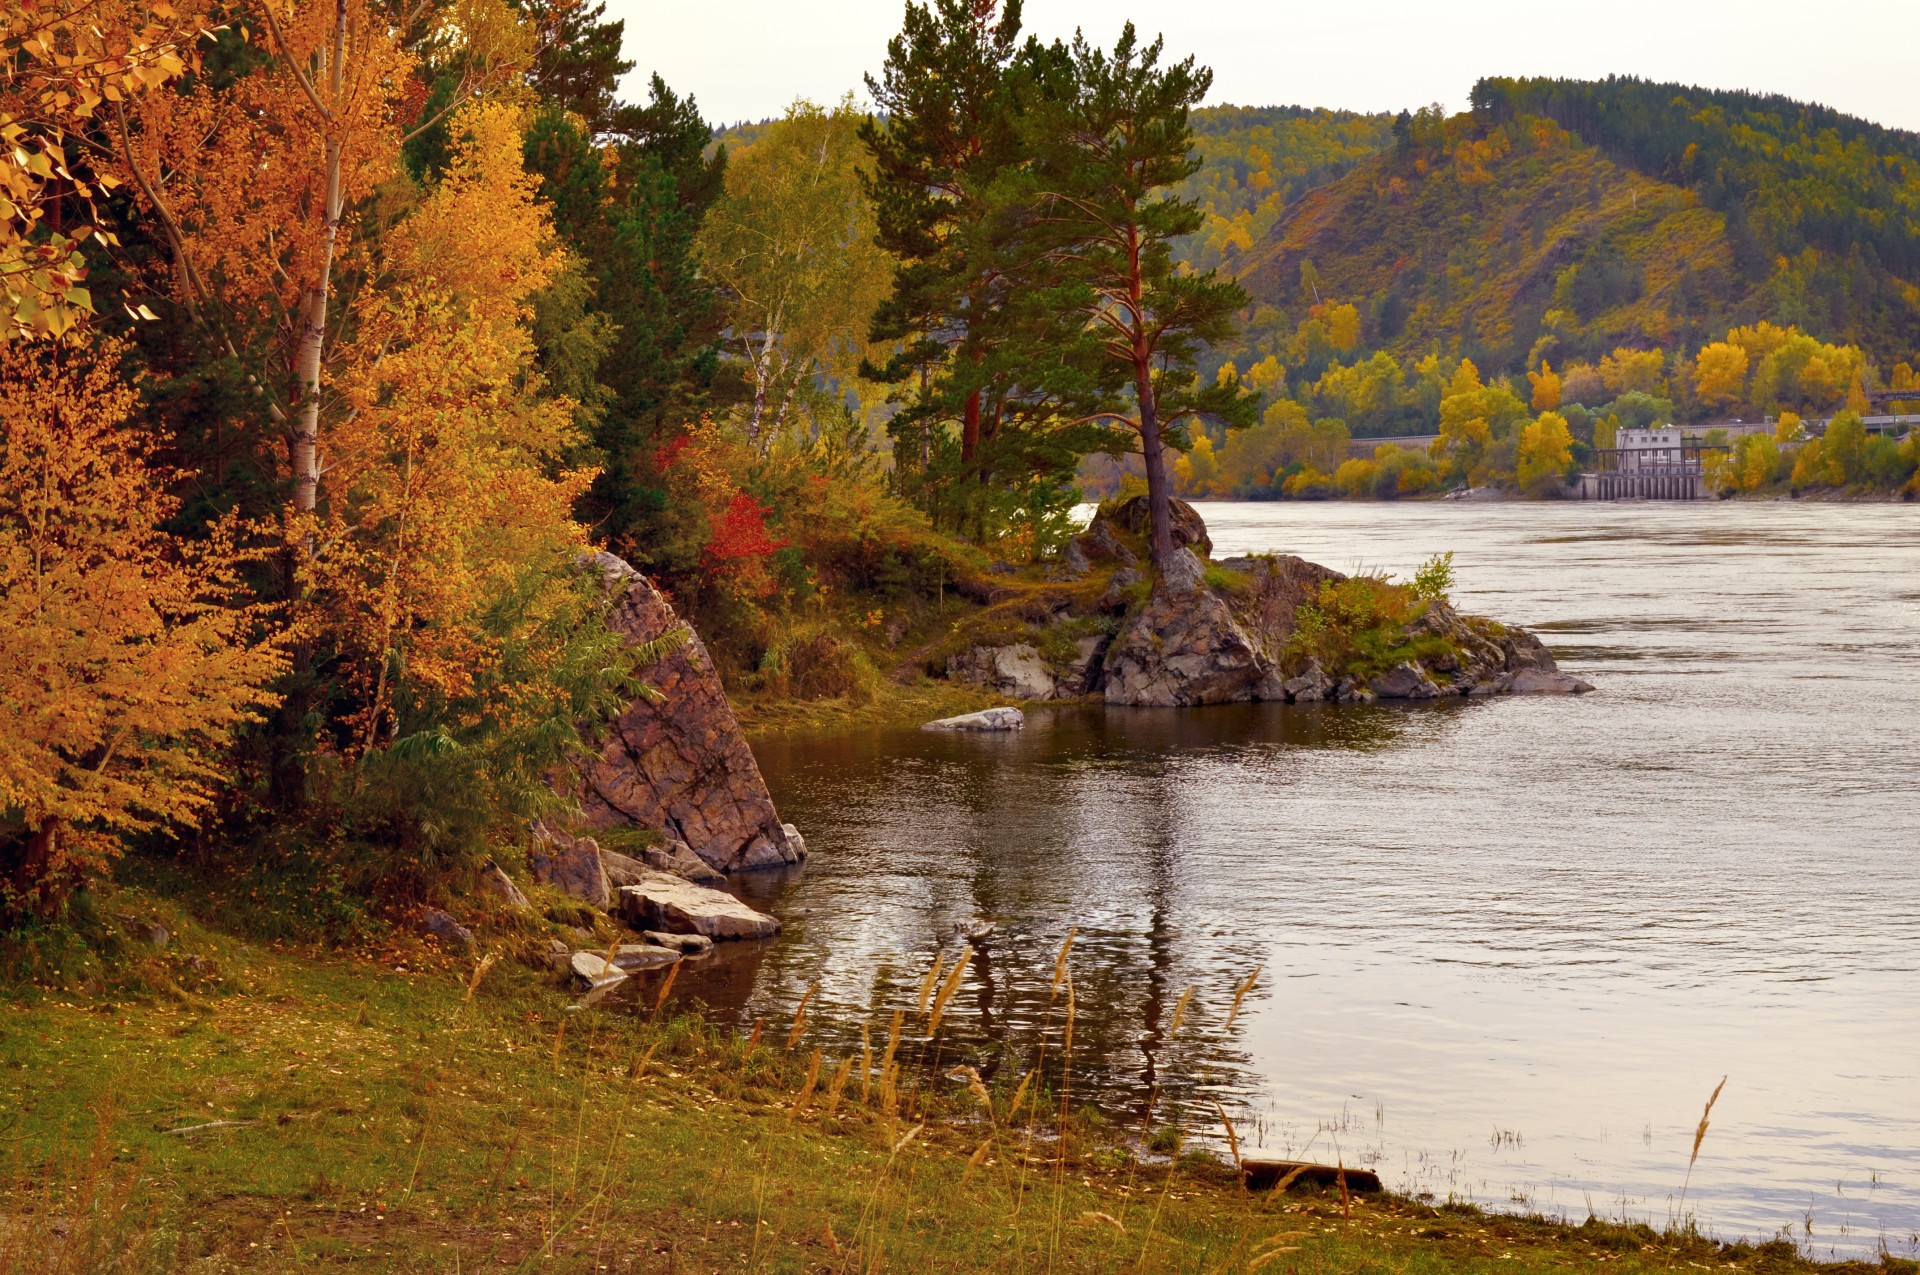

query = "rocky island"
(929, 497), (1592, 709)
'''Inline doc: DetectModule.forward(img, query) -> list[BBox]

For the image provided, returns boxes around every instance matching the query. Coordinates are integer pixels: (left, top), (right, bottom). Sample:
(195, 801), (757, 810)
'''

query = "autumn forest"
(5, 0), (1920, 929)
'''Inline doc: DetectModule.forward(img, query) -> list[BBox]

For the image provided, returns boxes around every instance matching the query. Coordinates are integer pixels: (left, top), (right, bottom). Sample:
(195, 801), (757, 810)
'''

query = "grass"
(0, 891), (1905, 1274)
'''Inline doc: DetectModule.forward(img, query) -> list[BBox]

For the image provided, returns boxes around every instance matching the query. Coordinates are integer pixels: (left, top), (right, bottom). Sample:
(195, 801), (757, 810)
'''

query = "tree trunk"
(2, 817), (65, 918)
(287, 3), (348, 522)
(1135, 357), (1175, 572)
(960, 387), (981, 463)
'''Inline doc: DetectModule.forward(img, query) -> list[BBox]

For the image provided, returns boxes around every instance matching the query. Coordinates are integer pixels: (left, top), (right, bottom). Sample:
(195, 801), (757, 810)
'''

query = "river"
(652, 500), (1920, 1260)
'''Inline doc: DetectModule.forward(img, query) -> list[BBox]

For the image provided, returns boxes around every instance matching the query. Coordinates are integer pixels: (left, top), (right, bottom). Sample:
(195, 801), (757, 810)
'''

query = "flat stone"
(1507, 669), (1595, 695)
(610, 944), (681, 970)
(616, 871), (781, 941)
(641, 930), (715, 955)
(569, 950), (628, 987)
(1242, 1160), (1384, 1193)
(922, 707), (1026, 732)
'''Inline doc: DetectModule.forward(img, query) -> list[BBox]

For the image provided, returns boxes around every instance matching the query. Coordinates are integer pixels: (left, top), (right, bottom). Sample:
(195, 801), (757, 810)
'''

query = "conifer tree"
(1019, 24), (1256, 569)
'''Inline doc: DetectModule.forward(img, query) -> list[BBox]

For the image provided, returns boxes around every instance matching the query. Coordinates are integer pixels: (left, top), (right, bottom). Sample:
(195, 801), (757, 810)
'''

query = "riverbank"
(2, 889), (1893, 1274)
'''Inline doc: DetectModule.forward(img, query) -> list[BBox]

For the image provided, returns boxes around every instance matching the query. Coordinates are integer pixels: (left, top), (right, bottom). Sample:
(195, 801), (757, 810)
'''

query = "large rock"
(1091, 495), (1212, 558)
(1369, 661), (1443, 700)
(615, 871), (782, 941)
(574, 553), (805, 873)
(480, 862), (530, 910)
(420, 908), (474, 949)
(947, 643), (1060, 700)
(1508, 669), (1595, 695)
(1103, 565), (1269, 707)
(529, 823), (611, 910)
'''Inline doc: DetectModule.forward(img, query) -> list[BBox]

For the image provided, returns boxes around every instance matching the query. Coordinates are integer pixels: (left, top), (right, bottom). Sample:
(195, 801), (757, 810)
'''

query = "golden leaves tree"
(1, 0), (206, 338)
(0, 339), (285, 915)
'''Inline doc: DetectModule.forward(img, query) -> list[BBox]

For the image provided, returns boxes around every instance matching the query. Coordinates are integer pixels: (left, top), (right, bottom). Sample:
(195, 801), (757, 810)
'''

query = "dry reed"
(1213, 1099), (1243, 1175)
(1224, 965), (1262, 1030)
(649, 961), (679, 1020)
(786, 983), (816, 1050)
(926, 944), (971, 1037)
(1168, 984), (1194, 1038)
(823, 1055), (854, 1114)
(916, 950), (946, 1018)
(1678, 1075), (1728, 1213)
(1050, 927), (1078, 1003)
(793, 1047), (822, 1111)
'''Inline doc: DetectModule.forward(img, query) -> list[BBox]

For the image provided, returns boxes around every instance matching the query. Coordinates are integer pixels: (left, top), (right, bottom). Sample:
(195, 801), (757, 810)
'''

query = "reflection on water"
(632, 501), (1920, 1259)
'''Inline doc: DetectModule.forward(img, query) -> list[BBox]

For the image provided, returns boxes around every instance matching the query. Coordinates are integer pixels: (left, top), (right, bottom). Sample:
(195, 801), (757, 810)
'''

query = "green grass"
(0, 892), (1900, 1273)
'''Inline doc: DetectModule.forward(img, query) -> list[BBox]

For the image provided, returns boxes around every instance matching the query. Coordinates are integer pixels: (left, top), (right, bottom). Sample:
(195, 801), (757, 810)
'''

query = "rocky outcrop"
(574, 552), (806, 873)
(615, 871), (782, 941)
(1101, 549), (1272, 706)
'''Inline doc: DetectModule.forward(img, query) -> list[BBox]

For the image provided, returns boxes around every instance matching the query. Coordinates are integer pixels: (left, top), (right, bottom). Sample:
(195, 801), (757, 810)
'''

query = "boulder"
(947, 643), (1060, 701)
(480, 862), (530, 910)
(1090, 495), (1212, 558)
(1063, 634), (1111, 695)
(1071, 519), (1140, 566)
(573, 553), (804, 873)
(615, 871), (782, 941)
(1334, 677), (1377, 704)
(612, 838), (729, 888)
(922, 707), (1025, 732)
(529, 823), (611, 910)
(1508, 669), (1595, 695)
(420, 908), (474, 949)
(1282, 659), (1334, 703)
(1369, 661), (1443, 700)
(641, 930), (715, 955)
(610, 943), (681, 970)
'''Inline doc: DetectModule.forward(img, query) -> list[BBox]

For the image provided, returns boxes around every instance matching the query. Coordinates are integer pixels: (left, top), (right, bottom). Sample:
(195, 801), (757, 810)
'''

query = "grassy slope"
(2, 893), (1899, 1274)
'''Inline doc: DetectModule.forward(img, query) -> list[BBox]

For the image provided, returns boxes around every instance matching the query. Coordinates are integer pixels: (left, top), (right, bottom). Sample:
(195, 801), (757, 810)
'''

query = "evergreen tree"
(1019, 24), (1256, 569)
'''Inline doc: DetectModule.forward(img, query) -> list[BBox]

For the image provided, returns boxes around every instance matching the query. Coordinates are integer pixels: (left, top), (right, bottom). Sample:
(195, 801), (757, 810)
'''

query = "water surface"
(659, 501), (1920, 1259)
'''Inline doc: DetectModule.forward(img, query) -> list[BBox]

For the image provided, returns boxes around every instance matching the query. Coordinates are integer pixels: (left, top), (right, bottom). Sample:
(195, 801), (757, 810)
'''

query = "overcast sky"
(607, 0), (1920, 133)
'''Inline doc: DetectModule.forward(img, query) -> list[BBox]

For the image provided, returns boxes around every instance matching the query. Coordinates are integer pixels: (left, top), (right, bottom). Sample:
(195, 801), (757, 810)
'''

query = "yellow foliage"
(1527, 360), (1562, 412)
(1333, 458), (1377, 496)
(1517, 411), (1573, 491)
(1599, 347), (1665, 396)
(1692, 342), (1750, 410)
(0, 338), (285, 911)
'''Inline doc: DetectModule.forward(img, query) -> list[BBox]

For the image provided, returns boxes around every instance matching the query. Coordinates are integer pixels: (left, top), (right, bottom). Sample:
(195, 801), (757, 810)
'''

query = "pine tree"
(1018, 24), (1256, 569)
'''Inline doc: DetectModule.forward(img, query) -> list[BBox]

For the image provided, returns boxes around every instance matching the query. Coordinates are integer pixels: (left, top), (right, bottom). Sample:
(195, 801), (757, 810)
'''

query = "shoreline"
(2, 902), (1894, 1273)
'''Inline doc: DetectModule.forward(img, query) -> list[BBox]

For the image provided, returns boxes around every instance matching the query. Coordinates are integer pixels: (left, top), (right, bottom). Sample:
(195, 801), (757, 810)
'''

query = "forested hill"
(1215, 79), (1920, 377)
(1172, 106), (1395, 272)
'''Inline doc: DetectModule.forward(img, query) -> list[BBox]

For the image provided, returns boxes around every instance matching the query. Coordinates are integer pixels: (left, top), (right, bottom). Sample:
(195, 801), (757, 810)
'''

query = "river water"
(655, 500), (1920, 1260)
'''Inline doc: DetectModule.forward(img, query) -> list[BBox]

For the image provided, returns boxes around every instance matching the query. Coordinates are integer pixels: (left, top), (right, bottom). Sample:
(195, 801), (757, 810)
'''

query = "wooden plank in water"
(1241, 1159), (1384, 1193)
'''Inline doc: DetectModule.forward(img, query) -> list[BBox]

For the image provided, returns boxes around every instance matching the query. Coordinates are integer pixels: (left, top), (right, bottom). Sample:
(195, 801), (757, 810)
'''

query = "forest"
(4, 0), (1920, 930)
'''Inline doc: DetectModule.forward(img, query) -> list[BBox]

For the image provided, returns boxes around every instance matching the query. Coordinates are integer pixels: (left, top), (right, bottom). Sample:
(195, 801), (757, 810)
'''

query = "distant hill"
(1174, 106), (1396, 272)
(1213, 78), (1920, 376)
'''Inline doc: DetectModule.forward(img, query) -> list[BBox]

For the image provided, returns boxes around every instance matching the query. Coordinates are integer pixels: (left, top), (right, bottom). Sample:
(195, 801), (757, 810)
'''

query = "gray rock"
(779, 823), (807, 865)
(1283, 659), (1334, 703)
(615, 871), (782, 941)
(625, 838), (728, 887)
(481, 862), (530, 910)
(1063, 634), (1111, 695)
(1102, 576), (1266, 706)
(1095, 567), (1145, 614)
(1158, 546), (1207, 595)
(1334, 677), (1377, 705)
(947, 643), (1060, 700)
(610, 943), (681, 970)
(641, 931), (715, 955)
(569, 950), (628, 988)
(922, 707), (1026, 732)
(1369, 661), (1443, 700)
(529, 823), (611, 910)
(1507, 669), (1595, 695)
(1057, 540), (1093, 579)
(421, 908), (474, 949)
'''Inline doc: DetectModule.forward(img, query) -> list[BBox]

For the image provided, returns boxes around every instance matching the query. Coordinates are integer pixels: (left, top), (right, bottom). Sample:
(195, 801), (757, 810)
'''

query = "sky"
(607, 0), (1920, 133)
